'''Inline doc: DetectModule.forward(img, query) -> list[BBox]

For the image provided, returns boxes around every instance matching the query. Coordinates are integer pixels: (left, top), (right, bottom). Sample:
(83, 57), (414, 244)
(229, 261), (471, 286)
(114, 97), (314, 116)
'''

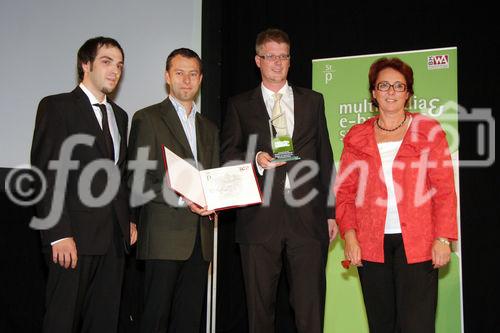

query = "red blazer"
(335, 113), (458, 263)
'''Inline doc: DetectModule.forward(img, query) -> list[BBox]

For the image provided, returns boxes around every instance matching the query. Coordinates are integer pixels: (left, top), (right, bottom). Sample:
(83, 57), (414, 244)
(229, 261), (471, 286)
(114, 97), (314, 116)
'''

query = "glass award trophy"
(268, 111), (300, 162)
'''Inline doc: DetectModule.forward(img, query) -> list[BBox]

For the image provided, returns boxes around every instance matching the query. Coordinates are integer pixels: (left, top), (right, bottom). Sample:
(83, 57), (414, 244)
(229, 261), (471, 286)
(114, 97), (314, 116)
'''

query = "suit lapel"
(158, 98), (194, 160)
(251, 87), (270, 121)
(110, 101), (127, 166)
(291, 86), (305, 142)
(195, 115), (210, 170)
(250, 87), (273, 149)
(72, 87), (109, 158)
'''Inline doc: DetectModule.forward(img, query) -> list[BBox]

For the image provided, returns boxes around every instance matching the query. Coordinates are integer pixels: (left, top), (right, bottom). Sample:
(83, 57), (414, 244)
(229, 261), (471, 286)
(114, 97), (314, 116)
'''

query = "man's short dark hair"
(77, 37), (124, 81)
(165, 48), (202, 73)
(255, 28), (290, 54)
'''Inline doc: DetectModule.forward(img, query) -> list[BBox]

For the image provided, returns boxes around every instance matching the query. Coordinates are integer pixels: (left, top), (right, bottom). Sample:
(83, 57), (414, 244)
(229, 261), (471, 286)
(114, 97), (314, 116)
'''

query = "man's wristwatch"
(436, 237), (451, 246)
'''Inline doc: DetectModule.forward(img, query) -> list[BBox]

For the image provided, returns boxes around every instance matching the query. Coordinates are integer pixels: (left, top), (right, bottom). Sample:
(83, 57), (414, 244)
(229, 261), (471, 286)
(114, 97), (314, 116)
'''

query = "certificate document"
(162, 146), (262, 210)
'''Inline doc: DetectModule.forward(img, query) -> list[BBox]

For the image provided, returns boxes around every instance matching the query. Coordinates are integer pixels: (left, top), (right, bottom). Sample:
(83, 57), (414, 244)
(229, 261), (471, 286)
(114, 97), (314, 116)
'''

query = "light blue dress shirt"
(169, 95), (200, 163)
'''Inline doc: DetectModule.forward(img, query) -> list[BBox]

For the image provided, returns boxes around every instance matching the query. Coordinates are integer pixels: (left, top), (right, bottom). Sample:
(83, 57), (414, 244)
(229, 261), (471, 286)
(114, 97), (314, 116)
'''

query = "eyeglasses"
(376, 81), (407, 92)
(257, 54), (291, 62)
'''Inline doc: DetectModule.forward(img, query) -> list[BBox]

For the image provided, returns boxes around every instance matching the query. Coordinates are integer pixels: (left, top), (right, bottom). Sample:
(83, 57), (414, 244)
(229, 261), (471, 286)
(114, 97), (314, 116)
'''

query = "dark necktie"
(94, 103), (115, 160)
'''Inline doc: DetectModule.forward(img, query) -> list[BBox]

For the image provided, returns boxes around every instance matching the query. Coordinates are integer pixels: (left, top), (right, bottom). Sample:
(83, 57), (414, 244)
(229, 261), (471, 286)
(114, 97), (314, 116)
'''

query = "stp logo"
(427, 54), (449, 70)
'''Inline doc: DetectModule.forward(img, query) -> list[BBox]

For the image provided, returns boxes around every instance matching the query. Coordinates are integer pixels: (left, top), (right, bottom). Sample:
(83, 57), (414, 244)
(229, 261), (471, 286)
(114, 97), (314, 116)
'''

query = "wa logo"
(427, 54), (449, 70)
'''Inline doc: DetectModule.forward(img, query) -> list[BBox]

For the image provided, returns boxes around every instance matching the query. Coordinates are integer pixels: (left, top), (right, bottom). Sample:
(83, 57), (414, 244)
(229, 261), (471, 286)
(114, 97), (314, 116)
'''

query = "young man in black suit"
(221, 28), (337, 333)
(31, 36), (136, 332)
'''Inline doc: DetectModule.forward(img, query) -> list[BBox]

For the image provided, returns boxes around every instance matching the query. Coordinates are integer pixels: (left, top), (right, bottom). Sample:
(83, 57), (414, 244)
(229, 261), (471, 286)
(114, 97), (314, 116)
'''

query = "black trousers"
(140, 228), (209, 333)
(239, 206), (328, 333)
(357, 233), (438, 333)
(43, 236), (125, 333)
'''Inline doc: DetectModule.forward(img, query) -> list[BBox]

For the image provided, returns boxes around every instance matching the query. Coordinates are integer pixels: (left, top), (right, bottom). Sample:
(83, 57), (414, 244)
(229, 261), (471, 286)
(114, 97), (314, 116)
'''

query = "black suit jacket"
(127, 98), (219, 261)
(221, 85), (335, 244)
(31, 86), (130, 255)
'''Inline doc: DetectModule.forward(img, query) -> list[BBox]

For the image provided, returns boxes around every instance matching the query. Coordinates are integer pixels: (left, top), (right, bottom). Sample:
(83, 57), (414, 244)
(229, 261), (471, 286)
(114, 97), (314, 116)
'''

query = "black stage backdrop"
(0, 1), (496, 332)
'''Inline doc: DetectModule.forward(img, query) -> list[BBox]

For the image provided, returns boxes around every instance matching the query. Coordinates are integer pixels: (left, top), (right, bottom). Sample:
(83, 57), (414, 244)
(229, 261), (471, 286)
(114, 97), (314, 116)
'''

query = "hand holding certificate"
(162, 146), (262, 211)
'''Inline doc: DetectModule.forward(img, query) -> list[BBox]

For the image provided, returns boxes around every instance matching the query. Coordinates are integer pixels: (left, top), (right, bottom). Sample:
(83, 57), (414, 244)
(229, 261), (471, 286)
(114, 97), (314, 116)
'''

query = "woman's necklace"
(376, 113), (407, 132)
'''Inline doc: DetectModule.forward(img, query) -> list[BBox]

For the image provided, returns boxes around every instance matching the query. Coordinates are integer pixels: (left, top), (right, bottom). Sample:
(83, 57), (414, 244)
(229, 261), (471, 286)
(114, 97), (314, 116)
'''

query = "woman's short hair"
(369, 57), (414, 108)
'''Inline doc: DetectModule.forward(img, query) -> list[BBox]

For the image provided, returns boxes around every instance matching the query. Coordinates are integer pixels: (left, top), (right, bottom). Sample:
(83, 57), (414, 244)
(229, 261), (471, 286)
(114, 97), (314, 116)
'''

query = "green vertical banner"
(312, 48), (462, 333)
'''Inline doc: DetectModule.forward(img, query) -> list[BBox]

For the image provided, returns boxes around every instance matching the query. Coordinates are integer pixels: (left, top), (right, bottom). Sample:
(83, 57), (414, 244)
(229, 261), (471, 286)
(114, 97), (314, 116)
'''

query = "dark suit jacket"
(221, 85), (335, 245)
(30, 86), (130, 255)
(127, 98), (219, 261)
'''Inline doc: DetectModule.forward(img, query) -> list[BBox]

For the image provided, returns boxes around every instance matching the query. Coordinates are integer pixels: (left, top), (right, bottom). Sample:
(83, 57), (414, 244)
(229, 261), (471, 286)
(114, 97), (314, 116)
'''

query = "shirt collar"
(79, 83), (108, 105)
(260, 81), (290, 100)
(168, 95), (200, 118)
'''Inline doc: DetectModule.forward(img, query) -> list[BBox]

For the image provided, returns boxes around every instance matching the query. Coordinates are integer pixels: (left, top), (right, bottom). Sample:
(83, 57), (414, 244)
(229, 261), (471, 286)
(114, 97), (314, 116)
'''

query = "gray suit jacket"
(127, 98), (219, 261)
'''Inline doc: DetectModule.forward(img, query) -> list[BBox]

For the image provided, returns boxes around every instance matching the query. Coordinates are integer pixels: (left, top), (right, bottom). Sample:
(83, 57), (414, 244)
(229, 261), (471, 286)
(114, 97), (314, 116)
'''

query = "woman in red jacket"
(335, 57), (458, 333)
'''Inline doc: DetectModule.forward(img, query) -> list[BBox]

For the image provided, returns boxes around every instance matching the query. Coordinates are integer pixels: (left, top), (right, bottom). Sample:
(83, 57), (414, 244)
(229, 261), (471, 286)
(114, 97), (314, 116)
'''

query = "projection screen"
(0, 0), (202, 168)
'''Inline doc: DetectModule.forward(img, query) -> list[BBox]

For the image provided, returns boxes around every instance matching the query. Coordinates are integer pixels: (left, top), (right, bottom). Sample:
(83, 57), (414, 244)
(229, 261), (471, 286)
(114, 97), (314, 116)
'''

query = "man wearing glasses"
(221, 28), (337, 333)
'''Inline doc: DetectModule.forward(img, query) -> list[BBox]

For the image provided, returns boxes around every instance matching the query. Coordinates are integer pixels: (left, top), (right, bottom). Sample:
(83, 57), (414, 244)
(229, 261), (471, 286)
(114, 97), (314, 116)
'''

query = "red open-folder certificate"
(162, 145), (262, 211)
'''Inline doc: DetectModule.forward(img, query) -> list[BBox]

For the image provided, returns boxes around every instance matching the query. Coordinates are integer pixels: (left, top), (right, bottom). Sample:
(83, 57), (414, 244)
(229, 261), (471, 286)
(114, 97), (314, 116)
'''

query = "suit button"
(401, 223), (406, 227)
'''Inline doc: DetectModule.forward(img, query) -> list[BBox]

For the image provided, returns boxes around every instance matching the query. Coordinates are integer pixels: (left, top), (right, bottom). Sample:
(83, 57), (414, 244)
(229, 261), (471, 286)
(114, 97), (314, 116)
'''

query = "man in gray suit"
(127, 48), (219, 332)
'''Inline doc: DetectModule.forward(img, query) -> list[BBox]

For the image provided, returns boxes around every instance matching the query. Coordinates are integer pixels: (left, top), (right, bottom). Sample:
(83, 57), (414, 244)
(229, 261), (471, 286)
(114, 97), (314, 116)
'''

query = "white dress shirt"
(256, 82), (294, 189)
(378, 140), (403, 234)
(79, 83), (120, 164)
